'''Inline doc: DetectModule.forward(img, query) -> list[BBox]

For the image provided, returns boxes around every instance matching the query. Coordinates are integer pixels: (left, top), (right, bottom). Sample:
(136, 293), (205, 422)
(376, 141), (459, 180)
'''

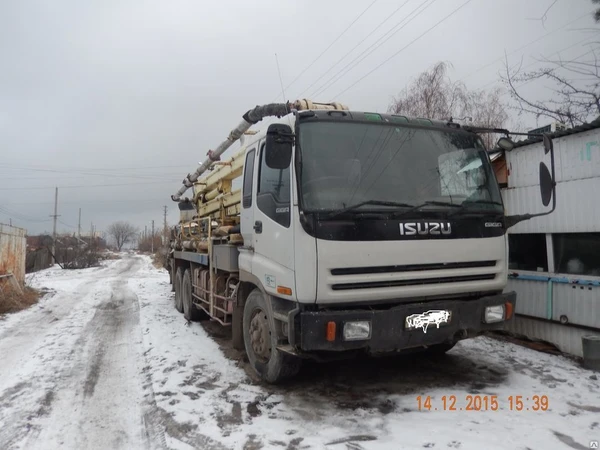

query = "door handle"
(253, 220), (263, 233)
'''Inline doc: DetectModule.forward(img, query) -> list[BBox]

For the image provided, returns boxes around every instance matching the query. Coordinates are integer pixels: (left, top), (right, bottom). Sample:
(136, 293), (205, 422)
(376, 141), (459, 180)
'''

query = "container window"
(553, 233), (600, 276)
(508, 234), (548, 272)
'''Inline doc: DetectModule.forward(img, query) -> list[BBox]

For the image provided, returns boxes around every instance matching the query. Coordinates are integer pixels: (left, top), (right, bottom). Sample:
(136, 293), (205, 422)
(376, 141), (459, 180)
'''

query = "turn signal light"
(326, 321), (336, 342)
(277, 286), (292, 296)
(505, 302), (514, 320)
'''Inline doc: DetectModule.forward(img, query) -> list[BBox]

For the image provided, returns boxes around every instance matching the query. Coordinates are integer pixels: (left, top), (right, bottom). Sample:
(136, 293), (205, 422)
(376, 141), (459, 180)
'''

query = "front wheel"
(242, 289), (301, 383)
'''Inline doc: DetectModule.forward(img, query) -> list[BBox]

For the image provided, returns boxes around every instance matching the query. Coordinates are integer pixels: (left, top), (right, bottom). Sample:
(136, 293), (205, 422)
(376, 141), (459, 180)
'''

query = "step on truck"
(166, 99), (557, 383)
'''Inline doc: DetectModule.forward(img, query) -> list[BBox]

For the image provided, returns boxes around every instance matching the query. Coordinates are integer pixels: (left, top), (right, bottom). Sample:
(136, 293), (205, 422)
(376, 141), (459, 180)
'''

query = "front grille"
(331, 274), (496, 291)
(330, 260), (496, 276)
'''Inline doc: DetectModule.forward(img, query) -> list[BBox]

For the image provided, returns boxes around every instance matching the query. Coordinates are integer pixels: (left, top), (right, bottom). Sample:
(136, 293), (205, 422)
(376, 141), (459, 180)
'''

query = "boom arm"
(171, 99), (347, 202)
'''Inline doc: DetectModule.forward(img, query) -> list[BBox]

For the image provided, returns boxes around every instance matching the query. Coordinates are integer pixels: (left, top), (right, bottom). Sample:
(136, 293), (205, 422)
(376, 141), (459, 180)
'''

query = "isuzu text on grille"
(399, 222), (452, 236)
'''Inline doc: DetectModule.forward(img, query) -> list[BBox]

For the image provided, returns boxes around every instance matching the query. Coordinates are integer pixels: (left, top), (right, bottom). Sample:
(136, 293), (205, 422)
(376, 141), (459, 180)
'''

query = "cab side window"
(257, 143), (291, 227)
(242, 149), (255, 208)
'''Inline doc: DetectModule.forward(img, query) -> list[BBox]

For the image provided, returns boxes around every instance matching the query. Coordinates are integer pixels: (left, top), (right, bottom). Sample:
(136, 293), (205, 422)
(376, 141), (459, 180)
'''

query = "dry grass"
(0, 285), (41, 315)
(151, 252), (166, 269)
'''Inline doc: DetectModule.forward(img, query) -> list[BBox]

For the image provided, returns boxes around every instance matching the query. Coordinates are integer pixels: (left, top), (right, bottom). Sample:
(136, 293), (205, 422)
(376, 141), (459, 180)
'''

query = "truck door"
(251, 140), (295, 297)
(239, 147), (257, 274)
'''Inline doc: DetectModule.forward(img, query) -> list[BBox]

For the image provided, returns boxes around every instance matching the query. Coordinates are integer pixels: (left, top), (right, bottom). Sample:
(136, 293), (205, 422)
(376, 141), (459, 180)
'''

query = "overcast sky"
(0, 0), (597, 238)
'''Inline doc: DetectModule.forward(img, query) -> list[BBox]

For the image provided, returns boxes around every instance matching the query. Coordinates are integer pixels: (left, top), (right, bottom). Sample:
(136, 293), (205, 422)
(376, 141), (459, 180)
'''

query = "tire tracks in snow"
(0, 256), (167, 450)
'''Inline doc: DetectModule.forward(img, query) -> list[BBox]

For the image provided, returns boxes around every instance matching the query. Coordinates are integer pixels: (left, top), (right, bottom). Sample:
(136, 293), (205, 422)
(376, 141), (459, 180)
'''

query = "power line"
(474, 35), (599, 91)
(58, 219), (78, 229)
(333, 0), (475, 99)
(498, 46), (600, 99)
(294, 0), (411, 99)
(270, 0), (379, 102)
(0, 165), (183, 181)
(0, 163), (193, 172)
(0, 205), (52, 223)
(0, 181), (177, 190)
(7, 198), (168, 205)
(310, 0), (436, 99)
(458, 9), (594, 83)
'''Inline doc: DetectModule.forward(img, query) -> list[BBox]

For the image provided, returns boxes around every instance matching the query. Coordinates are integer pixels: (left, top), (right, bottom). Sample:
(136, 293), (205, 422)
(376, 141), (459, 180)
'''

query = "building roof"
(513, 115), (600, 148)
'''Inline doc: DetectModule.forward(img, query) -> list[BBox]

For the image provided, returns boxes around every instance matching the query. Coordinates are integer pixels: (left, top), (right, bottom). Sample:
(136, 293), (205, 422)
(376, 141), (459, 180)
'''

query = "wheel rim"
(249, 308), (271, 363)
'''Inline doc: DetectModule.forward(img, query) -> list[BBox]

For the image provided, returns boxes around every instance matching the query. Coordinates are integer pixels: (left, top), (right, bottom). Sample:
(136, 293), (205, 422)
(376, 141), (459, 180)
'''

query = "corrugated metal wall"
(503, 127), (600, 233)
(506, 315), (600, 358)
(507, 278), (600, 329)
(0, 224), (27, 286)
(502, 127), (600, 357)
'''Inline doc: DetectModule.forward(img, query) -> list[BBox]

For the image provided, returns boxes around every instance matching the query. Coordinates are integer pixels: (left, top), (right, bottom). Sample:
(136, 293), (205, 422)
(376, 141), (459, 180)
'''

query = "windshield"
(298, 121), (503, 214)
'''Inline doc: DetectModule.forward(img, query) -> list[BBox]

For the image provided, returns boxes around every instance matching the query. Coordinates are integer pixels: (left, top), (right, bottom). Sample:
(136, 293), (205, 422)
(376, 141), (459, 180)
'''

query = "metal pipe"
(205, 188), (220, 201)
(171, 99), (348, 201)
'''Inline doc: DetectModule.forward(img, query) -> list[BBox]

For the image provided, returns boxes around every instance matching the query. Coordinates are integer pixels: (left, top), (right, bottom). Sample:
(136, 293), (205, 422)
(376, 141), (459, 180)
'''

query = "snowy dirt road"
(1, 255), (599, 450)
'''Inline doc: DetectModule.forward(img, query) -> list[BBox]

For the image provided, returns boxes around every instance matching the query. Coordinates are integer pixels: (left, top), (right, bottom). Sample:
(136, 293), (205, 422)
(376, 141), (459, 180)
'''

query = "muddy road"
(1, 255), (598, 450)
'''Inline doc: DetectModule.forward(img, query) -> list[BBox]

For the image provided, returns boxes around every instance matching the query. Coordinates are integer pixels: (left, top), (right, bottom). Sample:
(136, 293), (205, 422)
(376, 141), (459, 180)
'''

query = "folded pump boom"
(171, 99), (348, 203)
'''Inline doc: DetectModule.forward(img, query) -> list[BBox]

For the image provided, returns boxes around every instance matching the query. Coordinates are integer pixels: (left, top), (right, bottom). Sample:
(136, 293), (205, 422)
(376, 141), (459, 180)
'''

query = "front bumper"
(294, 292), (516, 352)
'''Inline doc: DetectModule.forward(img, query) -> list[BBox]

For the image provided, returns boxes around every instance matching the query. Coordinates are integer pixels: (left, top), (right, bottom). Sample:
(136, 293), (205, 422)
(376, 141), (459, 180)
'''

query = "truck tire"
(174, 267), (184, 313)
(169, 266), (175, 292)
(242, 289), (301, 383)
(182, 269), (206, 321)
(232, 302), (244, 350)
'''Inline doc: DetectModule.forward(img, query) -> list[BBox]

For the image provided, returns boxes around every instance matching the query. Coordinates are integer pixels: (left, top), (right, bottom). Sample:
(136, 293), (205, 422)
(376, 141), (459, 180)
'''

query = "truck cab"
(168, 102), (556, 383)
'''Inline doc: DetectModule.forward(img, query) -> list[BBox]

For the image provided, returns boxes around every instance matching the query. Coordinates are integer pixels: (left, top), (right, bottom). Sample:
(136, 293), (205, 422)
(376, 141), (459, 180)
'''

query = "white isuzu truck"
(166, 99), (556, 383)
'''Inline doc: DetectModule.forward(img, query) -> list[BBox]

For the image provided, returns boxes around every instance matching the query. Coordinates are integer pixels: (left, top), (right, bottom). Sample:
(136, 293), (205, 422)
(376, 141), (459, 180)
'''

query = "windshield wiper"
(389, 201), (462, 219)
(448, 199), (504, 217)
(324, 200), (414, 219)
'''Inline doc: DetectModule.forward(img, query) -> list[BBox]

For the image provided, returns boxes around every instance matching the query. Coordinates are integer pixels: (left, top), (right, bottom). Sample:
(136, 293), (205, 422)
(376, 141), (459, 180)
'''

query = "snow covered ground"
(0, 255), (598, 450)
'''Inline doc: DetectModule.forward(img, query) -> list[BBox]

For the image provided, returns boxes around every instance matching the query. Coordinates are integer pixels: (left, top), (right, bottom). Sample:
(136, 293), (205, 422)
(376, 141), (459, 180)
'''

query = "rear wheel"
(182, 269), (206, 321)
(174, 267), (184, 313)
(242, 289), (301, 383)
(169, 264), (175, 292)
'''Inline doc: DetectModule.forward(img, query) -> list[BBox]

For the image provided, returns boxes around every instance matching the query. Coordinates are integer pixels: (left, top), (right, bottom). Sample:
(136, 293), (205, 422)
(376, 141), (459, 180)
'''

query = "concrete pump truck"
(166, 99), (557, 383)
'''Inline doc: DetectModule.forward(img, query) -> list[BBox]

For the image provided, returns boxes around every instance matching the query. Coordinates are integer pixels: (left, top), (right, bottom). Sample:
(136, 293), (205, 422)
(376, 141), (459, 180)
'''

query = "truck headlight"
(343, 321), (371, 341)
(484, 305), (505, 323)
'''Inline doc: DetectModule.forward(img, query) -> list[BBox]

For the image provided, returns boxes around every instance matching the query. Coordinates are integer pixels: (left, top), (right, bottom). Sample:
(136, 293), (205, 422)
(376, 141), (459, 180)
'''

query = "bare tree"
(502, 44), (600, 127)
(388, 61), (508, 148)
(107, 221), (138, 251)
(389, 62), (468, 120)
(464, 87), (509, 148)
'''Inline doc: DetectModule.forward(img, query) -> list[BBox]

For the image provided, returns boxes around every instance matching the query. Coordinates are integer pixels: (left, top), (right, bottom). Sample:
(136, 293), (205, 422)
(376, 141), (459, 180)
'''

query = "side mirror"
(497, 137), (515, 152)
(505, 133), (556, 229)
(543, 133), (553, 154)
(265, 123), (293, 169)
(539, 162), (553, 207)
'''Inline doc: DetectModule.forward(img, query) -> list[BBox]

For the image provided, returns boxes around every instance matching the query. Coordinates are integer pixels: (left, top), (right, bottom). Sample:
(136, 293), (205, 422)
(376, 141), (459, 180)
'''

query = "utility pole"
(144, 225), (147, 241)
(163, 205), (168, 245)
(151, 220), (155, 253)
(78, 208), (81, 239)
(9, 218), (11, 227)
(50, 187), (60, 261)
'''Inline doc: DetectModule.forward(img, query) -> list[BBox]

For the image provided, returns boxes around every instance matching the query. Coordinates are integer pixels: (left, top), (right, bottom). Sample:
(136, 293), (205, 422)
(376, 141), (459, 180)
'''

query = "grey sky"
(0, 0), (596, 237)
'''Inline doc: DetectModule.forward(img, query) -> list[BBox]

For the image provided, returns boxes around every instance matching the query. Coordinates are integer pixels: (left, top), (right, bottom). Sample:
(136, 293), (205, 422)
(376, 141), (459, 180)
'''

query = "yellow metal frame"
(192, 146), (245, 223)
